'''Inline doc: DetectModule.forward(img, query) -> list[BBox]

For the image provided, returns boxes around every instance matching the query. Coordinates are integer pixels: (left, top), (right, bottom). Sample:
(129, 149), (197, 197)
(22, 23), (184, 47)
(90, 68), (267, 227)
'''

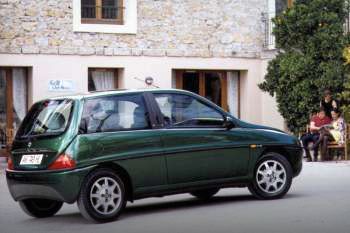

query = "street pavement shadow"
(120, 193), (302, 220)
(21, 193), (302, 224)
(22, 212), (90, 225)
(122, 194), (255, 218)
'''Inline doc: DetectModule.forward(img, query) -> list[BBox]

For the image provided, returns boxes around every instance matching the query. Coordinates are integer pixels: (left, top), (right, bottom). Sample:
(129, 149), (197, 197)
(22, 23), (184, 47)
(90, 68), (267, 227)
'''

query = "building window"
(276, 0), (293, 15)
(81, 0), (124, 25)
(73, 0), (137, 34)
(88, 68), (118, 92)
(263, 0), (293, 49)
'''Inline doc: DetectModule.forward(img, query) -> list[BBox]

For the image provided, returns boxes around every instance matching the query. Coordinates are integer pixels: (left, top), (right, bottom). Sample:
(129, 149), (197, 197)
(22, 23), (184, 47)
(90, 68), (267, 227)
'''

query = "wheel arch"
(89, 162), (134, 202)
(258, 146), (301, 176)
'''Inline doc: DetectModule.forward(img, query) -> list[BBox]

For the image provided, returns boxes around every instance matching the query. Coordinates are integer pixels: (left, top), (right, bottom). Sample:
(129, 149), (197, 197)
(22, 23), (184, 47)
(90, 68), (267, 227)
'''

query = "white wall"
(260, 58), (285, 130)
(0, 54), (285, 129)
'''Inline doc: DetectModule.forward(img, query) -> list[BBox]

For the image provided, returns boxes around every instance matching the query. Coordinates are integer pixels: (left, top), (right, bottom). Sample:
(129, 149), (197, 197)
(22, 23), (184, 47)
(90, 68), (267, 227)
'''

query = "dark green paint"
(6, 89), (302, 203)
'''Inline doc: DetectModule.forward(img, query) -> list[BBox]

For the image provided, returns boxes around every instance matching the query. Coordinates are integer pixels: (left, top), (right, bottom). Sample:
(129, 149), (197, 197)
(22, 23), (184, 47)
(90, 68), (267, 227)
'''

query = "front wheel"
(19, 199), (63, 218)
(248, 153), (293, 200)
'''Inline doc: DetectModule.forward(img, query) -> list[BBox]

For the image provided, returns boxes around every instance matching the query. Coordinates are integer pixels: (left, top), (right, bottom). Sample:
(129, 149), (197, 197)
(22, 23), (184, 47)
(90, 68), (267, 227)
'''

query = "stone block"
(22, 46), (39, 54)
(142, 49), (165, 57)
(40, 47), (58, 54)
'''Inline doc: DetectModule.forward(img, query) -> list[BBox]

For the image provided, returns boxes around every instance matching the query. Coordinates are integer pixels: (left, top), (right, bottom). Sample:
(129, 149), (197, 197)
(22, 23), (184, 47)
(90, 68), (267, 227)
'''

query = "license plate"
(20, 154), (43, 165)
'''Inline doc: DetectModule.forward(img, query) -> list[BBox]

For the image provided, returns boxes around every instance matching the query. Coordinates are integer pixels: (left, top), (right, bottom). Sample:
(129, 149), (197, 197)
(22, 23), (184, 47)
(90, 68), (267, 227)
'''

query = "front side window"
(16, 99), (73, 139)
(154, 93), (224, 128)
(81, 0), (123, 24)
(80, 94), (150, 134)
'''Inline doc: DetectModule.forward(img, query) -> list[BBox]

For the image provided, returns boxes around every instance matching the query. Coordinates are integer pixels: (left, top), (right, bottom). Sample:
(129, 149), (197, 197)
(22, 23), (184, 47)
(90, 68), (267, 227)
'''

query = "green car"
(6, 89), (302, 222)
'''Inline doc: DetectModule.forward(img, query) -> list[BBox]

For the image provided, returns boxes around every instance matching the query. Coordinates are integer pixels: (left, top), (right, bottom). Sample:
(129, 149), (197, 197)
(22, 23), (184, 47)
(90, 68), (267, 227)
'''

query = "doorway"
(0, 68), (28, 156)
(175, 70), (228, 111)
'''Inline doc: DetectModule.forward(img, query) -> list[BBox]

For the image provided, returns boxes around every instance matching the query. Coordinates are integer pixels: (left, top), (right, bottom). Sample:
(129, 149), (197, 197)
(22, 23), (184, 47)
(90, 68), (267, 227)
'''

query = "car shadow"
(121, 192), (303, 220)
(121, 194), (256, 218)
(21, 193), (303, 224)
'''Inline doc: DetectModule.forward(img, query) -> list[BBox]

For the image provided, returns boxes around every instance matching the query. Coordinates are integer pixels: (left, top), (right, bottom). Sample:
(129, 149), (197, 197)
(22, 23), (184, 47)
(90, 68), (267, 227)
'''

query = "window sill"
(81, 19), (124, 25)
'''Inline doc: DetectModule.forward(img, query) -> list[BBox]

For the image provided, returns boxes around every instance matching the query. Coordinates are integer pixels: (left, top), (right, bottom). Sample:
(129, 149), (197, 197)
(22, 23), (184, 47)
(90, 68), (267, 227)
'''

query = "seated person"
(301, 107), (331, 162)
(313, 109), (345, 161)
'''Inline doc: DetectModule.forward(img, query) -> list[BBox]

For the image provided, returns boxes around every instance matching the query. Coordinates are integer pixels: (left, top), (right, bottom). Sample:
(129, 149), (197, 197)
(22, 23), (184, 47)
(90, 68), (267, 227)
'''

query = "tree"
(259, 0), (348, 134)
(339, 45), (350, 121)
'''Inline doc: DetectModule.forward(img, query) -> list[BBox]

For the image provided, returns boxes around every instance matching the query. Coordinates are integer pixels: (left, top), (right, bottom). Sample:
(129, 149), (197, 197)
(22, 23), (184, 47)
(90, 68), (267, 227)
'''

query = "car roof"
(49, 88), (195, 101)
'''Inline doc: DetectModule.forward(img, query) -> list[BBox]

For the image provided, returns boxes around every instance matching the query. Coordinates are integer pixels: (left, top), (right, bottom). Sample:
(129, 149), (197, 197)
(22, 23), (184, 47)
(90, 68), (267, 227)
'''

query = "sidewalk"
(0, 157), (6, 175)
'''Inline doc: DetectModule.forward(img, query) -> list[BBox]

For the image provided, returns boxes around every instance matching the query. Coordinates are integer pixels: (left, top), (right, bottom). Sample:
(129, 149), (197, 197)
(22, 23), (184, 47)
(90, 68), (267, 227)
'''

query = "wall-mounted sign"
(48, 80), (75, 92)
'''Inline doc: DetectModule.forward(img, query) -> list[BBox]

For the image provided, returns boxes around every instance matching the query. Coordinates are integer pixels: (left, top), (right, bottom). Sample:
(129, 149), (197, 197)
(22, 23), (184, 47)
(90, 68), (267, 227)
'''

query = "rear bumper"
(6, 166), (95, 204)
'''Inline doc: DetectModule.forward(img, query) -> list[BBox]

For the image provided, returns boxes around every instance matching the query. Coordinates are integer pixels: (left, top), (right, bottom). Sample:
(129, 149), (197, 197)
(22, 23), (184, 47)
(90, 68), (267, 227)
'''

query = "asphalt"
(1, 161), (350, 233)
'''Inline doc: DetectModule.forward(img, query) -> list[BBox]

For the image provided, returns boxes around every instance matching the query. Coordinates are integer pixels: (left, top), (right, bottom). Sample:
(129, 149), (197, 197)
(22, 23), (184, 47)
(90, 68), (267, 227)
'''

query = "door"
(0, 68), (27, 156)
(176, 70), (228, 111)
(152, 92), (250, 185)
(0, 69), (7, 154)
(78, 93), (167, 189)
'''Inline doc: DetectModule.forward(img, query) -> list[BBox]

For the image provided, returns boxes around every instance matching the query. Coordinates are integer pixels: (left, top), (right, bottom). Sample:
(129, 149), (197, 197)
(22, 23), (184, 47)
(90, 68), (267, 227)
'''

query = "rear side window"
(80, 94), (150, 134)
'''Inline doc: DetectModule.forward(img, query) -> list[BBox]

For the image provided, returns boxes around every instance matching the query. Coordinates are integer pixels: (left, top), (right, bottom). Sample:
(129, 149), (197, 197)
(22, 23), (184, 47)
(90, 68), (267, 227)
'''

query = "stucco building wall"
(0, 0), (285, 130)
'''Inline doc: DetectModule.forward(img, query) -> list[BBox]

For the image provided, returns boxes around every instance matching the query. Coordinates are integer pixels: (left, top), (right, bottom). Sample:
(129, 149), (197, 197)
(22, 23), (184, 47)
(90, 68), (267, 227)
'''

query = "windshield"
(16, 99), (74, 139)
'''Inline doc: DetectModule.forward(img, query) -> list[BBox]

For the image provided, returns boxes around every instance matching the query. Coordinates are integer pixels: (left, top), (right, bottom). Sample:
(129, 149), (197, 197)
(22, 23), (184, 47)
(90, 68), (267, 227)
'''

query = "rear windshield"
(16, 99), (74, 139)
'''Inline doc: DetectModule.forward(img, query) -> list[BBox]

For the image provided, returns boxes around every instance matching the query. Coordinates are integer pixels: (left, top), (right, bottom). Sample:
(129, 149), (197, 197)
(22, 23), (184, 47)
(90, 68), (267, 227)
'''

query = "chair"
(327, 124), (350, 160)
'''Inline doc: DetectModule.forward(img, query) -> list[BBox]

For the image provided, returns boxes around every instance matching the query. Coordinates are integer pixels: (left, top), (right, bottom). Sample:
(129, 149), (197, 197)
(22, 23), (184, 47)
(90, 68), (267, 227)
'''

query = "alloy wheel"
(256, 160), (287, 194)
(90, 177), (122, 215)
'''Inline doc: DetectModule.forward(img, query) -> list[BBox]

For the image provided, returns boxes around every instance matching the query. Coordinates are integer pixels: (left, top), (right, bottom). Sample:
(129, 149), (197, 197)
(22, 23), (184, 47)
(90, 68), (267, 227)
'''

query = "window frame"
(73, 0), (137, 34)
(88, 68), (119, 92)
(81, 0), (124, 25)
(150, 92), (227, 129)
(79, 93), (156, 135)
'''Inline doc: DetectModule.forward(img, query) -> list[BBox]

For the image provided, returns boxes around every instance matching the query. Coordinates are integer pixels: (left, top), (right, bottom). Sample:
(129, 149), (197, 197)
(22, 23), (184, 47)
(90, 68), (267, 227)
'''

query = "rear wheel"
(248, 153), (293, 200)
(77, 168), (126, 223)
(19, 199), (63, 218)
(190, 188), (220, 200)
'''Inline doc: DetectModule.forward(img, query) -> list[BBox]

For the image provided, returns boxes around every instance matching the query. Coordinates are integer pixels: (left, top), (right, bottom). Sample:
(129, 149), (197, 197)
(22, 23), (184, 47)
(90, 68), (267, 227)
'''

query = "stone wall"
(0, 0), (266, 58)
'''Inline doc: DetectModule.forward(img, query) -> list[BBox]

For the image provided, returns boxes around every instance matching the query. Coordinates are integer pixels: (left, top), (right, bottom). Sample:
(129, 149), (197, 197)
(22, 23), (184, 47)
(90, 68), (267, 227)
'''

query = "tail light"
(7, 156), (14, 170)
(48, 154), (76, 170)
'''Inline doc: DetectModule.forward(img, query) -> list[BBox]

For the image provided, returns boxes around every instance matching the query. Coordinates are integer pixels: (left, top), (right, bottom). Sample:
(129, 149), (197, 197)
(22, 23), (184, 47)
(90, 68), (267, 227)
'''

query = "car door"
(151, 92), (251, 185)
(77, 93), (167, 189)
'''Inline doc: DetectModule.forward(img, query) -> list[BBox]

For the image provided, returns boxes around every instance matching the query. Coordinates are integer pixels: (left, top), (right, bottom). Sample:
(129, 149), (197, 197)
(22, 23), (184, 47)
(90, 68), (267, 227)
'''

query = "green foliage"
(340, 36), (350, 121)
(259, 0), (348, 134)
(339, 75), (350, 122)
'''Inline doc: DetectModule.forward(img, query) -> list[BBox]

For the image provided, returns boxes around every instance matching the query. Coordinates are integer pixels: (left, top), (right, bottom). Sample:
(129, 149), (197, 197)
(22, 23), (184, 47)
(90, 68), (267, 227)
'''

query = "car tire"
(190, 188), (220, 200)
(77, 168), (126, 223)
(248, 153), (293, 200)
(19, 199), (63, 218)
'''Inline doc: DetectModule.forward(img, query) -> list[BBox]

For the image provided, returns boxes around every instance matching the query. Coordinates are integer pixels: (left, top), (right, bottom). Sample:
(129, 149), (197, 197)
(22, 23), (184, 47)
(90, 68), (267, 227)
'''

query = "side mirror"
(223, 116), (235, 130)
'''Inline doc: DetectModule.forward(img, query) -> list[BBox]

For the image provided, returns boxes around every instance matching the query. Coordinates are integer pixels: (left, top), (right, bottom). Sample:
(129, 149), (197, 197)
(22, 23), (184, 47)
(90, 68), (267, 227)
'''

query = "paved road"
(1, 161), (350, 233)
